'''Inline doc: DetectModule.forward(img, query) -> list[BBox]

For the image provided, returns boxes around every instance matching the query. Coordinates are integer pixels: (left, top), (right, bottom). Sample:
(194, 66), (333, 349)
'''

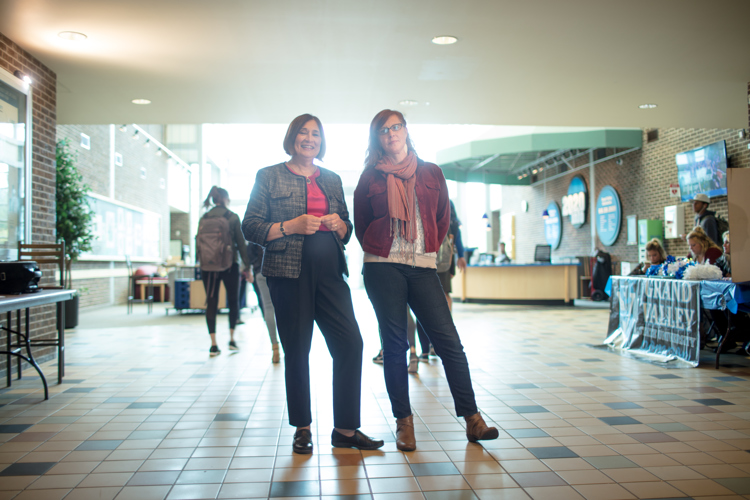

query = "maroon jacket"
(354, 158), (450, 258)
(703, 247), (723, 266)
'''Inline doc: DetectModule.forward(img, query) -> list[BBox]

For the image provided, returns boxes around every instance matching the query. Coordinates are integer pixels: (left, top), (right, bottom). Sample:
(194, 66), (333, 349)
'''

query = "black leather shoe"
(293, 429), (313, 455)
(331, 429), (384, 450)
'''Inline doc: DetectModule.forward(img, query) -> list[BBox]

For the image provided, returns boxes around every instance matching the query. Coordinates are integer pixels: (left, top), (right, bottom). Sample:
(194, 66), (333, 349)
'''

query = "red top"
(286, 165), (330, 231)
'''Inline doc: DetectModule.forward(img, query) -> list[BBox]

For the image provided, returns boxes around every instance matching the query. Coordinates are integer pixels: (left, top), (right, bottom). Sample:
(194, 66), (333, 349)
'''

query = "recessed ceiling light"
(399, 100), (418, 106)
(132, 99), (151, 105)
(58, 31), (87, 41)
(638, 103), (657, 109)
(431, 35), (458, 45)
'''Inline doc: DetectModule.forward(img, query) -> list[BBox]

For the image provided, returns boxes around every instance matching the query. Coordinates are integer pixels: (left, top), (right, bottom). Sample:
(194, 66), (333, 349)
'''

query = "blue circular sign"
(561, 175), (588, 228)
(596, 185), (622, 246)
(544, 201), (562, 249)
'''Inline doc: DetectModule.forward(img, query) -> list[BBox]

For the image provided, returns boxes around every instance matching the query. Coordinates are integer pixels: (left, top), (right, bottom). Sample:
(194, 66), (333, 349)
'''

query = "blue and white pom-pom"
(683, 262), (722, 281)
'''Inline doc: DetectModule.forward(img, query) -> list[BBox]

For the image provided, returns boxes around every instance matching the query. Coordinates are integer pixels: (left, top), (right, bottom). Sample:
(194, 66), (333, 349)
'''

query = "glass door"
(0, 68), (31, 260)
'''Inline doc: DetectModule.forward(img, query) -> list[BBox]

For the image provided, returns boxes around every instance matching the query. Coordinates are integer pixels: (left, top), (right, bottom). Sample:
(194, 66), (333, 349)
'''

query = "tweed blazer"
(242, 162), (353, 279)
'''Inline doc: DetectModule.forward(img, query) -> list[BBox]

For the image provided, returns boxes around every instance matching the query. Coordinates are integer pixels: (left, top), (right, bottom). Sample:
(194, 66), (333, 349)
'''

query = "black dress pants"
(267, 231), (363, 429)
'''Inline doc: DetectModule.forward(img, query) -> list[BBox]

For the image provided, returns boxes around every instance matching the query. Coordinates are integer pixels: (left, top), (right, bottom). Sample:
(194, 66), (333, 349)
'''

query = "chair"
(18, 242), (66, 289)
(15, 242), (67, 384)
(126, 255), (154, 314)
(534, 244), (552, 263)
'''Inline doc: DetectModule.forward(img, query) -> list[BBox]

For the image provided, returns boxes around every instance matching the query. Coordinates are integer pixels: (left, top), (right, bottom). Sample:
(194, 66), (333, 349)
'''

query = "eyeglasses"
(378, 123), (404, 135)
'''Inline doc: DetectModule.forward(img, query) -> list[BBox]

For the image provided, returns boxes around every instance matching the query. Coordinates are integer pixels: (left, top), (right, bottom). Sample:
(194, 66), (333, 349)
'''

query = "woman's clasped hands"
(286, 213), (344, 236)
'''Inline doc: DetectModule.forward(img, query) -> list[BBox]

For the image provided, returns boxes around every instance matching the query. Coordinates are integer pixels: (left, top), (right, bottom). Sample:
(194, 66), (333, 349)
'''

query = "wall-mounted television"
(675, 140), (728, 202)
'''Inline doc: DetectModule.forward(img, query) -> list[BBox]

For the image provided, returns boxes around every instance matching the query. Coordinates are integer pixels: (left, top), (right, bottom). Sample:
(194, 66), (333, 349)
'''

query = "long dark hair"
(283, 113), (326, 160)
(364, 109), (416, 168)
(204, 186), (229, 209)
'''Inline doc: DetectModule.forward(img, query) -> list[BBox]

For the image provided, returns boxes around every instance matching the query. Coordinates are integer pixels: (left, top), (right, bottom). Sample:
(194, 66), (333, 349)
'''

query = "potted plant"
(56, 139), (95, 328)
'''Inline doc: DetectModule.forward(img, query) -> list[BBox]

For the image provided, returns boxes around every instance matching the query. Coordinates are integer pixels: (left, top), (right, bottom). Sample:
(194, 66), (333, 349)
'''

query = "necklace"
(287, 162), (314, 184)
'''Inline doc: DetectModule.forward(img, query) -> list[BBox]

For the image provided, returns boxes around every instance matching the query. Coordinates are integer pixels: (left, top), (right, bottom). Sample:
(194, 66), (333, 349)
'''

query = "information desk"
(605, 276), (750, 368)
(454, 263), (579, 304)
(0, 289), (75, 400)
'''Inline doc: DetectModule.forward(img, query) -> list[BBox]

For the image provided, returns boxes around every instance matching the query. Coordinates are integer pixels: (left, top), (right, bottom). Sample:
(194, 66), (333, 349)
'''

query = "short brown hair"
(364, 109), (416, 168)
(644, 238), (667, 263)
(283, 114), (326, 160)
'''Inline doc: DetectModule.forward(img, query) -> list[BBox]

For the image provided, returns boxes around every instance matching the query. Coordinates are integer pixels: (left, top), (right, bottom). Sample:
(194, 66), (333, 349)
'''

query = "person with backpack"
(353, 109), (499, 452)
(196, 186), (250, 357)
(688, 193), (723, 246)
(242, 114), (384, 455)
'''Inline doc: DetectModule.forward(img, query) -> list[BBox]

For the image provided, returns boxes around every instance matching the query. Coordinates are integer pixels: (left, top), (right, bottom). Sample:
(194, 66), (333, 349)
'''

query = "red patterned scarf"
(375, 151), (418, 242)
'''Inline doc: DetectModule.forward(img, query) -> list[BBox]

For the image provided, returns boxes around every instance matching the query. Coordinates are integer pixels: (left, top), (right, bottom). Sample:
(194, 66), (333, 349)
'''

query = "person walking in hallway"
(246, 242), (281, 363)
(196, 186), (250, 356)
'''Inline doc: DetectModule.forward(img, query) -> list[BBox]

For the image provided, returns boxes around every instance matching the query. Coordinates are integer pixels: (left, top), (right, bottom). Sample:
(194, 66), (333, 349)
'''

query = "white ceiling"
(2, 0), (749, 128)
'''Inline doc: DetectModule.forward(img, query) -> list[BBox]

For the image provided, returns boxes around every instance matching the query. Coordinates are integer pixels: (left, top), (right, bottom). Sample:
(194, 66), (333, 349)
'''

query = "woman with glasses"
(353, 109), (499, 452)
(242, 113), (383, 455)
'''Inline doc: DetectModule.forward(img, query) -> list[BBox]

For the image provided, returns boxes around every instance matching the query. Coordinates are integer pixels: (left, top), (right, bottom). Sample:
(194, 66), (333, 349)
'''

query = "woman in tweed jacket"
(242, 114), (383, 455)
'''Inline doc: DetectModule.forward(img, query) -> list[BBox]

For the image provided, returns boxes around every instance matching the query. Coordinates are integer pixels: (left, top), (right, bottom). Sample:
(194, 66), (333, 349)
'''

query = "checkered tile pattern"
(3, 291), (750, 499)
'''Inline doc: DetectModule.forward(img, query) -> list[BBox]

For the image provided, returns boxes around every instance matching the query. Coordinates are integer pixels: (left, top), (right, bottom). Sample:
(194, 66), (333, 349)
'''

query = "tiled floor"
(3, 290), (750, 499)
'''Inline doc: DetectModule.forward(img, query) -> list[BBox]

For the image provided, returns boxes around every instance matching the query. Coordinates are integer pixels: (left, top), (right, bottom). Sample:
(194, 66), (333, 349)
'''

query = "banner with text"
(606, 276), (700, 366)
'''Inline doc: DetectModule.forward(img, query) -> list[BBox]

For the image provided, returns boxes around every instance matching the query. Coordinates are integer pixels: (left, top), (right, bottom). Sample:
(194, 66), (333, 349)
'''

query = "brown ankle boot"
(396, 415), (416, 451)
(465, 412), (499, 442)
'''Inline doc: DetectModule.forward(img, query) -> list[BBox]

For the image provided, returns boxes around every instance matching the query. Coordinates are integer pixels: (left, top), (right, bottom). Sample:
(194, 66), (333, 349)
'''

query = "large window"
(0, 68), (31, 260)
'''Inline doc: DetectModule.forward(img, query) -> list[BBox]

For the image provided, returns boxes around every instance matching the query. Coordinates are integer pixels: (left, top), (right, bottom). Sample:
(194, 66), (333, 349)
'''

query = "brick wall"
(55, 125), (173, 308)
(0, 32), (58, 376)
(56, 125), (111, 197)
(111, 126), (170, 246)
(170, 213), (191, 247)
(504, 127), (750, 273)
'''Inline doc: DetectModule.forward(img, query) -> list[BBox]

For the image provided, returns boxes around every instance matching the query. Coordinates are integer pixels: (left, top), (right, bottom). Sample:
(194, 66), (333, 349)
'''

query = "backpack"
(590, 250), (612, 301)
(197, 210), (233, 272)
(715, 214), (729, 240)
(436, 233), (454, 273)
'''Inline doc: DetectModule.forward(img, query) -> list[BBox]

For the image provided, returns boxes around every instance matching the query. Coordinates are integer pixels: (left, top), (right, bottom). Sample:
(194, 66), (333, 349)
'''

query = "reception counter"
(453, 263), (579, 304)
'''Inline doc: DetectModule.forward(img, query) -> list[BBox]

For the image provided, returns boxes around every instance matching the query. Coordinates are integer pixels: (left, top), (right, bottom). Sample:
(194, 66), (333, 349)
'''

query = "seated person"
(715, 231), (731, 277)
(629, 238), (666, 275)
(496, 242), (511, 264)
(687, 226), (722, 265)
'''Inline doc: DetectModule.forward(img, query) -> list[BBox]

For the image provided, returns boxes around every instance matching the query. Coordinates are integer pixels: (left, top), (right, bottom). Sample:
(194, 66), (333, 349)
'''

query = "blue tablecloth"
(605, 277), (750, 314)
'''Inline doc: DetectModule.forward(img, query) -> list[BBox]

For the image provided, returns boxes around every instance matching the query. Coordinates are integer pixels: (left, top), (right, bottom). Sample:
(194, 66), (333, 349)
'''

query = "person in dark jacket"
(691, 193), (720, 246)
(716, 231), (731, 277)
(196, 186), (250, 356)
(353, 109), (498, 452)
(242, 113), (383, 455)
